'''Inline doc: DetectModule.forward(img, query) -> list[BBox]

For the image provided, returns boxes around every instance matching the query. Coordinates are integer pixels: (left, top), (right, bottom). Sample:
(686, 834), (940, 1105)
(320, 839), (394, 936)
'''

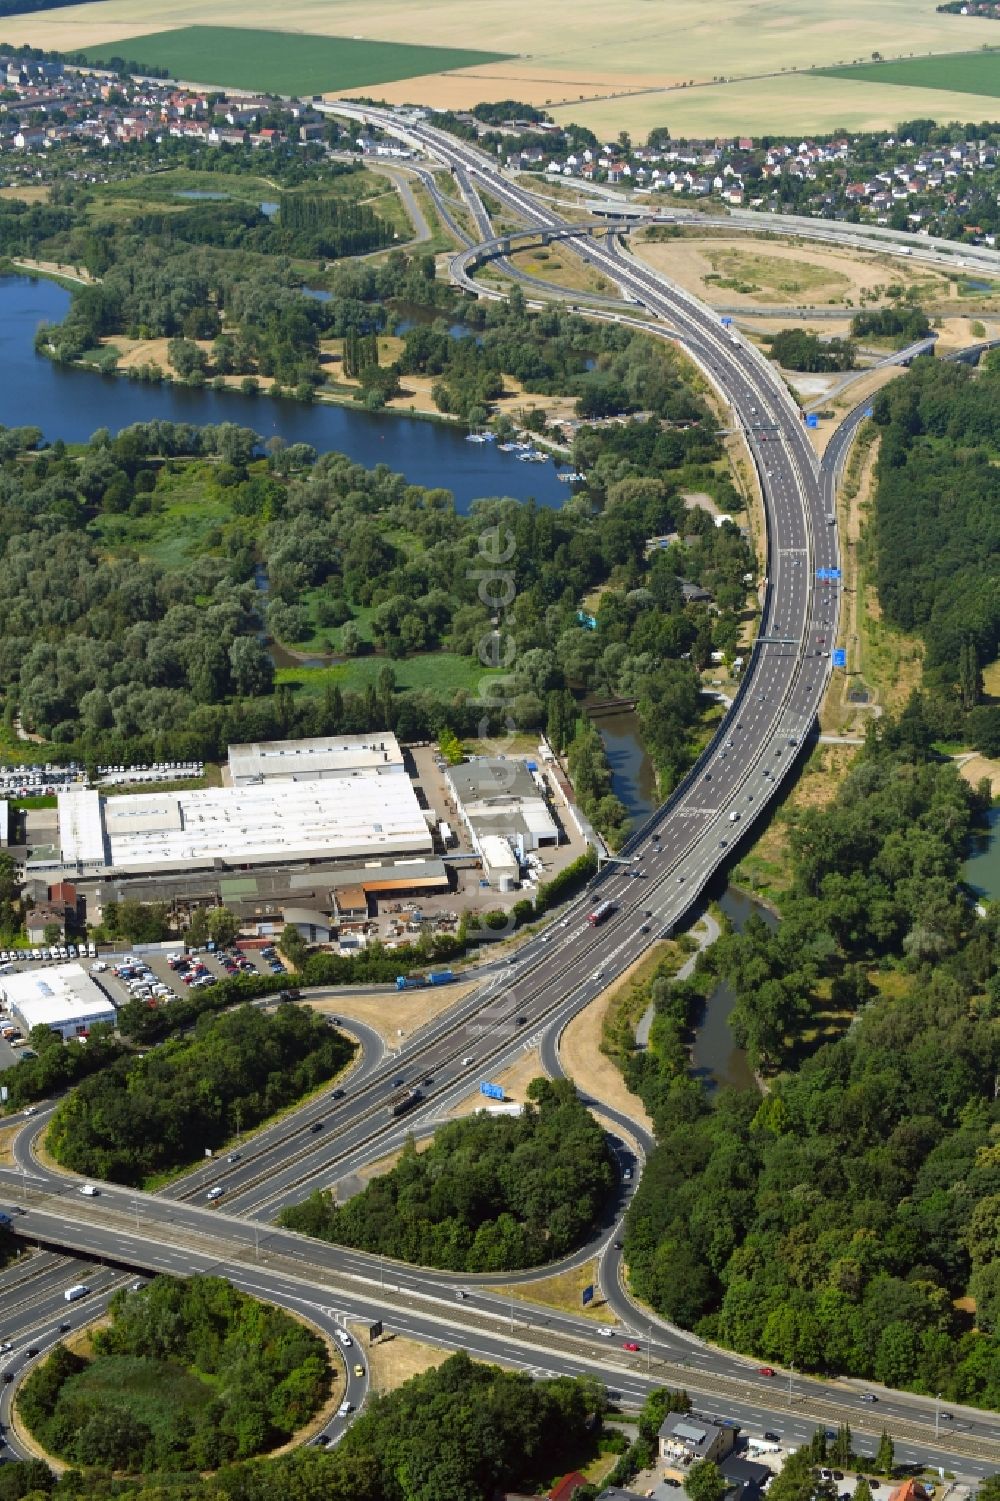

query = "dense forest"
(766, 329), (856, 372)
(282, 1077), (614, 1270)
(622, 714), (1000, 1404)
(0, 389), (749, 811)
(46, 1004), (354, 1185)
(870, 356), (1000, 725)
(0, 1353), (607, 1501)
(19, 1276), (330, 1472)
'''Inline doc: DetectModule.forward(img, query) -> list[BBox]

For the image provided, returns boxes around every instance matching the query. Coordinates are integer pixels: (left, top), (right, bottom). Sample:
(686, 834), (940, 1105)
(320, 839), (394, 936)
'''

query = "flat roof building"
(446, 758), (559, 858)
(42, 775), (432, 880)
(228, 733), (404, 786)
(1, 963), (116, 1041)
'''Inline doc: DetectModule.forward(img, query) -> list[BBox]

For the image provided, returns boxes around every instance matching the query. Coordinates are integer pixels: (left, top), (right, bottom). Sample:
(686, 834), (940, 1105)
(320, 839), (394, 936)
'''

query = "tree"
(41, 923), (62, 947)
(874, 1431), (894, 1476)
(686, 1459), (725, 1501)
(207, 906), (240, 948)
(854, 1479), (873, 1501)
(768, 1449), (819, 1501)
(229, 636), (274, 698)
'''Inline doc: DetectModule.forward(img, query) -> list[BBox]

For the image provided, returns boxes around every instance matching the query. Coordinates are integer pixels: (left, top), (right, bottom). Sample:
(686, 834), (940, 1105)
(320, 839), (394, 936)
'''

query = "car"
(622, 1341), (640, 1352)
(335, 1330), (352, 1348)
(640, 924), (650, 934)
(757, 1366), (775, 1377)
(939, 1411), (952, 1421)
(310, 1121), (324, 1134)
(662, 1479), (681, 1489)
(331, 1088), (346, 1100)
(859, 1393), (878, 1403)
(597, 1327), (614, 1338)
(763, 1432), (781, 1443)
(622, 1167), (632, 1182)
(613, 1240), (623, 1250)
(311, 1435), (330, 1447)
(337, 1400), (352, 1417)
(455, 1290), (468, 1301)
(353, 1363), (364, 1378)
(225, 1152), (241, 1164)
(206, 1186), (224, 1202)
(25, 1347), (38, 1358)
(78, 1184), (99, 1197)
(58, 1321), (70, 1333)
(1, 1374), (11, 1385)
(8, 1207), (25, 1218)
(22, 1107), (36, 1117)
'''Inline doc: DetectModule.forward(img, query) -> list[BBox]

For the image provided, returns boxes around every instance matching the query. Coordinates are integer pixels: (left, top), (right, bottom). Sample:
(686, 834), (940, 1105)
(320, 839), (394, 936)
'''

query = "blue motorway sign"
(832, 648), (847, 668)
(582, 1284), (595, 1306)
(480, 1082), (504, 1101)
(864, 406), (874, 417)
(721, 315), (733, 326)
(806, 414), (819, 429)
(816, 567), (842, 581)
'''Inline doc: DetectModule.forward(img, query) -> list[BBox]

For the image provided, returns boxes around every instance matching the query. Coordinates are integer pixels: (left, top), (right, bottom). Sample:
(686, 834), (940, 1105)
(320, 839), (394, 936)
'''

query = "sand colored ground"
(8, 0), (1000, 137)
(307, 981), (479, 1047)
(448, 1046), (544, 1117)
(558, 962), (656, 1136)
(634, 234), (953, 311)
(957, 753), (1000, 798)
(352, 1325), (451, 1393)
(0, 187), (51, 203)
(0, 1124), (21, 1168)
(351, 1134), (434, 1188)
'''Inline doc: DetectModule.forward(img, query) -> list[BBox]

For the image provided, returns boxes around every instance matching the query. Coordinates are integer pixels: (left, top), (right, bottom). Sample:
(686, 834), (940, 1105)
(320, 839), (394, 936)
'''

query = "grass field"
(817, 48), (1000, 97)
(10, 0), (1000, 135)
(75, 26), (511, 95)
(275, 653), (501, 696)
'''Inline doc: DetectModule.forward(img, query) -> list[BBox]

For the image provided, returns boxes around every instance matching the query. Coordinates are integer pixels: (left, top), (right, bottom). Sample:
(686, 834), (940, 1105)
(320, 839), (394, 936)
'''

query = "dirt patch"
(559, 968), (655, 1135)
(0, 187), (50, 203)
(0, 1124), (22, 1168)
(487, 1257), (612, 1322)
(307, 982), (478, 1047)
(352, 1325), (451, 1393)
(448, 1046), (544, 1117)
(957, 753), (1000, 798)
(351, 1134), (434, 1188)
(634, 233), (951, 314)
(681, 490), (720, 518)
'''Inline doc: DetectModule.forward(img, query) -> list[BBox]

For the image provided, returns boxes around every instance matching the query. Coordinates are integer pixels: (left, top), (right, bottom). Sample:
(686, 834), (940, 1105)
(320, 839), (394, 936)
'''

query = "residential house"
(658, 1415), (736, 1465)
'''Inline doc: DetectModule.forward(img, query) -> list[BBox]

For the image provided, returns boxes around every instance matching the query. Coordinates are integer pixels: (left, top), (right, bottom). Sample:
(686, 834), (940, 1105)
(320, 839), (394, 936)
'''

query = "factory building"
(445, 759), (560, 885)
(33, 770), (432, 882)
(1, 964), (116, 1041)
(227, 733), (404, 785)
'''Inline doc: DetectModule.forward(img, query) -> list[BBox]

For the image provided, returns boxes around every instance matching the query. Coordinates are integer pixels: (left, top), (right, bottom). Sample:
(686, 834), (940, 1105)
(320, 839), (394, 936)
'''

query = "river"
(593, 704), (763, 1091)
(0, 274), (571, 515)
(964, 807), (1000, 901)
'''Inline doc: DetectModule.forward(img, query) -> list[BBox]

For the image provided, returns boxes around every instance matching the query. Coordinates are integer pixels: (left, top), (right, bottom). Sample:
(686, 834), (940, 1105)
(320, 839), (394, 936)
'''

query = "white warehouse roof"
(1, 963), (116, 1034)
(228, 733), (404, 784)
(57, 775), (432, 876)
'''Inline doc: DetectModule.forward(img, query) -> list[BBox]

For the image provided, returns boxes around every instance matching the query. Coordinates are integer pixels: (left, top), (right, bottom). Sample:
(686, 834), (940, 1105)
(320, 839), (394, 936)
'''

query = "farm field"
(7, 0), (1000, 135)
(816, 48), (1000, 97)
(73, 26), (511, 94)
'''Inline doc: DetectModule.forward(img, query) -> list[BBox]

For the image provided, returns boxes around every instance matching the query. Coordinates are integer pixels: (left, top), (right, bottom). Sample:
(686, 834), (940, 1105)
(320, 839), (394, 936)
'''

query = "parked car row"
(114, 960), (177, 1005)
(2, 941), (96, 965)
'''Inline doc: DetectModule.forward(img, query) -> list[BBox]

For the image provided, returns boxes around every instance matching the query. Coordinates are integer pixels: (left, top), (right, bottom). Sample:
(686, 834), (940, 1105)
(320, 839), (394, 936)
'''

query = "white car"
(337, 1400), (352, 1417)
(78, 1184), (99, 1197)
(335, 1330), (352, 1348)
(597, 1326), (615, 1338)
(206, 1186), (224, 1202)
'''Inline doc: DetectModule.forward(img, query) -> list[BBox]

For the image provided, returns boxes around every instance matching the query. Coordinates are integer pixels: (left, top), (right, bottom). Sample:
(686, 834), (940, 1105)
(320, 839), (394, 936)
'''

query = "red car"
(757, 1366), (775, 1377)
(622, 1341), (640, 1352)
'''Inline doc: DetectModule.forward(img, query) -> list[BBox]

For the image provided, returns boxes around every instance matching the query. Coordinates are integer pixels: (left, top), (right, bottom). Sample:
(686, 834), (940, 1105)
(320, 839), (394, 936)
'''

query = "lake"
(0, 274), (571, 514)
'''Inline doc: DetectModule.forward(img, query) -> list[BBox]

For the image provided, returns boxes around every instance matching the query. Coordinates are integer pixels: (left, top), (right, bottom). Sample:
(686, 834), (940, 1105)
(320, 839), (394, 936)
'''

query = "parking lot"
(0, 942), (291, 1068)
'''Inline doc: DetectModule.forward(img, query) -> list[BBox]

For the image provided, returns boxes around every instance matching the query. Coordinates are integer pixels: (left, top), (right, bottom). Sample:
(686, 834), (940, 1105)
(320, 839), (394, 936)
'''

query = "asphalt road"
(0, 111), (993, 1479)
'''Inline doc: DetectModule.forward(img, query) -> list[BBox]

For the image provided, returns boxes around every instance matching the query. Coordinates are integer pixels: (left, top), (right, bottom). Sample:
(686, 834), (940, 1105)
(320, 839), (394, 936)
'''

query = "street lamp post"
(935, 1391), (941, 1439)
(788, 1361), (795, 1402)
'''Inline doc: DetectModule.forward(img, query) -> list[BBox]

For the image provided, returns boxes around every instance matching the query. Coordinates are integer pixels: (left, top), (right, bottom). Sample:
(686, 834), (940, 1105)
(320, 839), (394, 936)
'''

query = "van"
(78, 1184), (99, 1197)
(64, 1284), (89, 1303)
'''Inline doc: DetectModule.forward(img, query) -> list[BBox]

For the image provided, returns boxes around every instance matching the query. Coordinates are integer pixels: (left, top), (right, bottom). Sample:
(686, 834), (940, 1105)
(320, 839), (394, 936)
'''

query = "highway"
(0, 107), (993, 1480)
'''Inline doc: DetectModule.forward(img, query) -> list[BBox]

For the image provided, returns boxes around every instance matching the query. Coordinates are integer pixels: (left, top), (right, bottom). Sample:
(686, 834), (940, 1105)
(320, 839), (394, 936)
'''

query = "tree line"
(870, 354), (1000, 742)
(282, 1077), (614, 1271)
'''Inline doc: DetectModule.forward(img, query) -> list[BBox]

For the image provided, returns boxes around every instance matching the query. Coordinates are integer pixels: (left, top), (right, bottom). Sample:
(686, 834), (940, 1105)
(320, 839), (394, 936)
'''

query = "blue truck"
(394, 969), (455, 991)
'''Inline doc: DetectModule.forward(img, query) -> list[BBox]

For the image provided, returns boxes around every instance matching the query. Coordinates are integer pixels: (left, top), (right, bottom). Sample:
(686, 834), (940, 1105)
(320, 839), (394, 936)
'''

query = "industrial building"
(33, 772), (432, 882)
(227, 733), (404, 785)
(1, 963), (116, 1041)
(445, 758), (560, 887)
